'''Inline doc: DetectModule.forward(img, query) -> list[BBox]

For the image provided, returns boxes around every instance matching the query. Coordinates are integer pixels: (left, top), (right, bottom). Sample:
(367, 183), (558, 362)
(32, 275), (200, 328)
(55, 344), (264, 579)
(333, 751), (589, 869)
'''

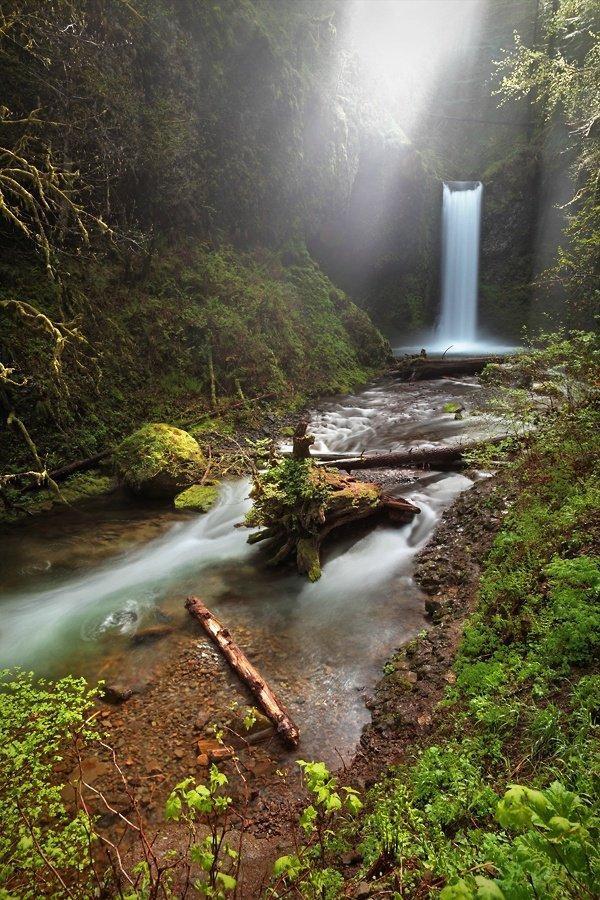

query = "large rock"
(174, 483), (218, 512)
(114, 423), (206, 498)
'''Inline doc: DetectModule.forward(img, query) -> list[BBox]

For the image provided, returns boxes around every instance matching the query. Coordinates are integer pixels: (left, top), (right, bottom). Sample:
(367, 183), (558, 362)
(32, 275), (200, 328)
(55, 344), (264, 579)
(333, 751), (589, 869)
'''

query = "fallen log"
(322, 436), (506, 472)
(185, 596), (300, 748)
(394, 355), (503, 381)
(50, 450), (112, 481)
(280, 449), (362, 461)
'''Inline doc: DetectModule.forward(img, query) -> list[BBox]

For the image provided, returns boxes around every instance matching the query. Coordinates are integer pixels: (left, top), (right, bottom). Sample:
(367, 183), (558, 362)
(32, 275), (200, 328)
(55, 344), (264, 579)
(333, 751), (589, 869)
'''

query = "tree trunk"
(185, 596), (300, 747)
(292, 419), (315, 460)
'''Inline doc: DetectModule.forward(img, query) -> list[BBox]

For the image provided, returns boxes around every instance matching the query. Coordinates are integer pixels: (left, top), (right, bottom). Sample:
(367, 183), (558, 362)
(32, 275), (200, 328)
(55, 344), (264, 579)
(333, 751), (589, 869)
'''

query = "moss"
(113, 423), (206, 498)
(189, 417), (235, 438)
(1, 244), (389, 479)
(59, 472), (116, 503)
(0, 471), (116, 525)
(174, 483), (219, 512)
(296, 536), (321, 582)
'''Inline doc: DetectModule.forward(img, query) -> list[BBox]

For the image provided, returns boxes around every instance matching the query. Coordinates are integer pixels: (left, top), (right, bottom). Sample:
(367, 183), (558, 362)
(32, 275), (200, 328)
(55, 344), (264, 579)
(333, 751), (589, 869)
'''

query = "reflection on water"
(0, 377), (483, 761)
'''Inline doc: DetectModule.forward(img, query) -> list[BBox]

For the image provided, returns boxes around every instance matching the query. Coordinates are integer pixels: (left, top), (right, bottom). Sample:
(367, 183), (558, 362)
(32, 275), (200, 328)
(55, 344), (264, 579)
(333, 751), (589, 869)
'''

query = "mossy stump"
(245, 457), (420, 581)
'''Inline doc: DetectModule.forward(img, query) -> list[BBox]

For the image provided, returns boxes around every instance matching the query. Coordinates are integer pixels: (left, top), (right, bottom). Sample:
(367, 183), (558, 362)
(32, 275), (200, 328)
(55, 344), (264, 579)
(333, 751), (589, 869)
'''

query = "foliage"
(0, 669), (97, 899)
(467, 328), (600, 464)
(0, 245), (388, 484)
(272, 760), (362, 896)
(495, 0), (600, 321)
(164, 766), (239, 899)
(442, 781), (600, 899)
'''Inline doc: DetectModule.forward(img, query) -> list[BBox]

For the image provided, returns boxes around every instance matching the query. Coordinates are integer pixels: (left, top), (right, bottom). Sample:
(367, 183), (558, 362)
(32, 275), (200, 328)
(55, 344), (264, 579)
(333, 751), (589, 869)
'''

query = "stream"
(0, 376), (491, 764)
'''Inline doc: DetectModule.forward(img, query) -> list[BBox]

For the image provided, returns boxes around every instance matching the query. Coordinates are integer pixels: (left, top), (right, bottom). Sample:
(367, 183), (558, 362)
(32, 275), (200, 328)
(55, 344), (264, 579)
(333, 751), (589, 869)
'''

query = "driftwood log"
(394, 355), (503, 381)
(186, 596), (300, 747)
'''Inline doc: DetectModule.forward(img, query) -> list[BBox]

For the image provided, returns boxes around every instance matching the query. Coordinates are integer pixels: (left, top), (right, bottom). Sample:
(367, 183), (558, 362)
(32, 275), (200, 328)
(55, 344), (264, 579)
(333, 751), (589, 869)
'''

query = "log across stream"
(0, 374), (495, 764)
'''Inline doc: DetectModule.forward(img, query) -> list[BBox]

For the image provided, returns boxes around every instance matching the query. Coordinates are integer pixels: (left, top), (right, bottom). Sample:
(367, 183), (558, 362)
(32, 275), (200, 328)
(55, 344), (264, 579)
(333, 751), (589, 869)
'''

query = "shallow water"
(0, 377), (492, 762)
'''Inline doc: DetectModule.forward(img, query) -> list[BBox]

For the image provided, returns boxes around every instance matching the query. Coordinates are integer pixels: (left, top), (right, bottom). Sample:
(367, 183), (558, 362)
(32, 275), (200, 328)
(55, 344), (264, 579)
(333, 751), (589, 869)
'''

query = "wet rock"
(197, 738), (234, 762)
(113, 423), (206, 498)
(131, 624), (174, 645)
(425, 597), (446, 621)
(100, 683), (134, 704)
(174, 483), (219, 512)
(355, 881), (372, 898)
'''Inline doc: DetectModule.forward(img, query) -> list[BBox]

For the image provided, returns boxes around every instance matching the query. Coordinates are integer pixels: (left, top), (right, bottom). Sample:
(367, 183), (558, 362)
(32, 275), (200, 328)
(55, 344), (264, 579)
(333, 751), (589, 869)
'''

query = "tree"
(495, 0), (600, 322)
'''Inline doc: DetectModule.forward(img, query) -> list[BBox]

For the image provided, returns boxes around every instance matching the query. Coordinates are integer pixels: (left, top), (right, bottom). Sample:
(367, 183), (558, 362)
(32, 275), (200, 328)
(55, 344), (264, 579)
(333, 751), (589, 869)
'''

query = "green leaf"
(345, 793), (363, 815)
(474, 877), (505, 899)
(274, 854), (302, 878)
(216, 872), (237, 892)
(165, 792), (182, 821)
(440, 879), (475, 899)
(299, 804), (317, 834)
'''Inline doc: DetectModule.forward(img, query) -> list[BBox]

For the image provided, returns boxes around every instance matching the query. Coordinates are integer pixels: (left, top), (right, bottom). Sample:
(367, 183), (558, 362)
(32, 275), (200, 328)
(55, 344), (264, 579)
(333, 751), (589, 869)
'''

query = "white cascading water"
(437, 180), (483, 349)
(0, 378), (485, 761)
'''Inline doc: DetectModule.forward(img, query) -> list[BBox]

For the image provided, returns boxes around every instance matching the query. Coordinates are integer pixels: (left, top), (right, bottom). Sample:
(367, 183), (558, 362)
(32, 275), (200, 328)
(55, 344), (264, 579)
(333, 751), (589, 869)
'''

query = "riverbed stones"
(131, 624), (174, 645)
(113, 423), (206, 498)
(197, 738), (234, 761)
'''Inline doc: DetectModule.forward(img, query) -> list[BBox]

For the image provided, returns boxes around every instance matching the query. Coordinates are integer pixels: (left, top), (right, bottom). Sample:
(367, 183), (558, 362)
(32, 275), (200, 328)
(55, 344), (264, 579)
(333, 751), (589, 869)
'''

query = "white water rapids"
(0, 377), (489, 759)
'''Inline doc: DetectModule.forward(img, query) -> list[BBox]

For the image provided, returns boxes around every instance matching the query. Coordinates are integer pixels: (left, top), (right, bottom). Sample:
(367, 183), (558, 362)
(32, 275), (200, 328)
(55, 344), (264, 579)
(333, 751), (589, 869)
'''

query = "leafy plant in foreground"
(165, 766), (240, 899)
(0, 669), (97, 899)
(441, 781), (600, 899)
(272, 760), (362, 897)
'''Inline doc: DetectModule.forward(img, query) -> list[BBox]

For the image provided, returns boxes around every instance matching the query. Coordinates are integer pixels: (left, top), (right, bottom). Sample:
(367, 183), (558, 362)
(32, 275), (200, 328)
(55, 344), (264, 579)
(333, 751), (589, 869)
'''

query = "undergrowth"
(275, 332), (599, 898)
(1, 333), (598, 898)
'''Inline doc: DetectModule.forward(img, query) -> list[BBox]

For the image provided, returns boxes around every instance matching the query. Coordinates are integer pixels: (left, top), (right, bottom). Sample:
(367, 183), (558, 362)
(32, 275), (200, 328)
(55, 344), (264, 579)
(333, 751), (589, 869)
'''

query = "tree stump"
(245, 460), (420, 581)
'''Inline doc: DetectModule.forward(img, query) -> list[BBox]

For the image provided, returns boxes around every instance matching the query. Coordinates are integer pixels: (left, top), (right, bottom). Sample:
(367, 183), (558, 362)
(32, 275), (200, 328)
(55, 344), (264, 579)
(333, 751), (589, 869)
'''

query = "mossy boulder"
(114, 423), (206, 498)
(174, 484), (219, 512)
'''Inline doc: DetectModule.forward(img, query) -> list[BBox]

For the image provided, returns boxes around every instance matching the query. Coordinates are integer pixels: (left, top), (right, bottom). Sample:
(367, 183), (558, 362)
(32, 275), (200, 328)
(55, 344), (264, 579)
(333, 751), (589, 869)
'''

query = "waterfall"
(437, 180), (483, 348)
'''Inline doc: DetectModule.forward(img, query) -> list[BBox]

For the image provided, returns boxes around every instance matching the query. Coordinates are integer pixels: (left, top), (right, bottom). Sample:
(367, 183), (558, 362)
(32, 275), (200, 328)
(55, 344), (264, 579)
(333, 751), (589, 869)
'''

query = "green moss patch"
(174, 484), (219, 513)
(113, 423), (206, 498)
(0, 471), (116, 525)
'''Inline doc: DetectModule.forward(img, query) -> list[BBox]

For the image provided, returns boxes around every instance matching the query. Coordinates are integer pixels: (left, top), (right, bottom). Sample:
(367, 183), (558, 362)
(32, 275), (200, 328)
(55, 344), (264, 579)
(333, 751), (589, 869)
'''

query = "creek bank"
(347, 473), (509, 787)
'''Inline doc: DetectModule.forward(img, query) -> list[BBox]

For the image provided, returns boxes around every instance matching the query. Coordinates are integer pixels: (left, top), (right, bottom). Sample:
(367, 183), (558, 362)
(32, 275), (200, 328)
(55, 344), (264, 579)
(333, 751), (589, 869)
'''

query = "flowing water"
(437, 180), (483, 350)
(0, 376), (490, 762)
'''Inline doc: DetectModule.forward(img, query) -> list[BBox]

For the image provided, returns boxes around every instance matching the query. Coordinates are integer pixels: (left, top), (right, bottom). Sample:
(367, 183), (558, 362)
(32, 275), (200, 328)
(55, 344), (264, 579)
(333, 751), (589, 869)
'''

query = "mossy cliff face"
(479, 148), (536, 339)
(113, 424), (206, 498)
(0, 246), (390, 477)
